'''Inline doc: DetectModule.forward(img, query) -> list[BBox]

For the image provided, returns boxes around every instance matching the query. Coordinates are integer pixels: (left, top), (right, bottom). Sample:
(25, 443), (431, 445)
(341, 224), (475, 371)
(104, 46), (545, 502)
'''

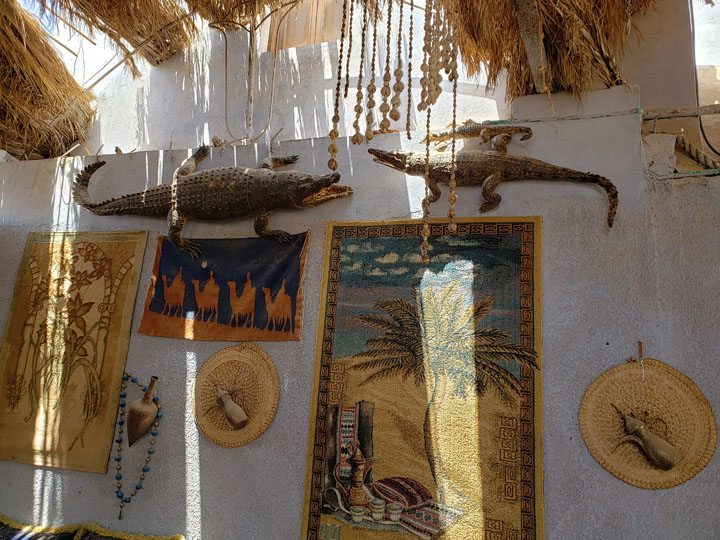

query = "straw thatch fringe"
(441, 0), (657, 101)
(39, 0), (196, 76)
(187, 0), (285, 28)
(1, 1), (94, 160)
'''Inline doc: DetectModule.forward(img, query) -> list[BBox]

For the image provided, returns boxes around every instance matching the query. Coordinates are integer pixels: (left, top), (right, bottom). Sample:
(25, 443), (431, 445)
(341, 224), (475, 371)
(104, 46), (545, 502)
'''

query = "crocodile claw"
(181, 240), (203, 258)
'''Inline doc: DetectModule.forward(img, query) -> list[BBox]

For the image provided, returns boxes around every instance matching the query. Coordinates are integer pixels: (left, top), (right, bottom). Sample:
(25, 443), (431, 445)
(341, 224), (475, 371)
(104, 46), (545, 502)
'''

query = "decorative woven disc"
(579, 357), (717, 489)
(192, 344), (279, 447)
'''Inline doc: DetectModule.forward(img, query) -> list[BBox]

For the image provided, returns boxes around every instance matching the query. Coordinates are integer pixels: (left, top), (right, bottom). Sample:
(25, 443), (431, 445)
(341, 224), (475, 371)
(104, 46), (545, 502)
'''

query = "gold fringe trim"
(0, 514), (185, 540)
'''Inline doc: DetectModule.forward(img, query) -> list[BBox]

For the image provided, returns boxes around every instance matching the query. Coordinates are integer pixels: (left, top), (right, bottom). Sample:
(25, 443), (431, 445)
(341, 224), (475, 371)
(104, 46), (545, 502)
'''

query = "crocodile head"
(368, 148), (425, 176)
(293, 172), (353, 208)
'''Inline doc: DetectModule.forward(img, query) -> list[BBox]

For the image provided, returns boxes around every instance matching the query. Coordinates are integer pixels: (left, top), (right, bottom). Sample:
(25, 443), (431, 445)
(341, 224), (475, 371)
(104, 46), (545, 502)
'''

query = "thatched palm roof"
(186, 0), (285, 29)
(0, 0), (94, 160)
(39, 0), (196, 77)
(442, 0), (658, 100)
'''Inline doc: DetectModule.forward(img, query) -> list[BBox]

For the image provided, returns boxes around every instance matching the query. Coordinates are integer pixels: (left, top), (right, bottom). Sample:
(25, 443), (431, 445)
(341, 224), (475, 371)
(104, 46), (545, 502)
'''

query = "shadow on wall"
(112, 25), (502, 152)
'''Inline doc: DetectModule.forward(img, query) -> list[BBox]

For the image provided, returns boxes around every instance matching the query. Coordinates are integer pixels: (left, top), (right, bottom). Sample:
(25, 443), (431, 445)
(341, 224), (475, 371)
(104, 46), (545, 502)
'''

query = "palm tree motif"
(349, 282), (537, 500)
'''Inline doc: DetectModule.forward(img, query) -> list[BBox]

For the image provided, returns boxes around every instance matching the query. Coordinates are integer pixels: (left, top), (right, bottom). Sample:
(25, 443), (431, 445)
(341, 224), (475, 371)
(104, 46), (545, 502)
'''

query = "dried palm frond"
(0, 1), (94, 160)
(38, 0), (195, 77)
(186, 0), (284, 29)
(441, 0), (658, 101)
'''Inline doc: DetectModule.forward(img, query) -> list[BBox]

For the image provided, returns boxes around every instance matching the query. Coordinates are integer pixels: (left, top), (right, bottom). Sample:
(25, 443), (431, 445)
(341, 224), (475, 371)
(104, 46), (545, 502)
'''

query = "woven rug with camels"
(301, 218), (544, 540)
(138, 233), (309, 341)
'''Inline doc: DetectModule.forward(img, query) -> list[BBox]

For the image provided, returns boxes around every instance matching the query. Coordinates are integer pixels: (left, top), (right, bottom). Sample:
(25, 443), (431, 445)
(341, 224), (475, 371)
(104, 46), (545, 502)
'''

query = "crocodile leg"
(480, 173), (503, 213)
(167, 208), (202, 257)
(254, 212), (291, 243)
(427, 177), (442, 203)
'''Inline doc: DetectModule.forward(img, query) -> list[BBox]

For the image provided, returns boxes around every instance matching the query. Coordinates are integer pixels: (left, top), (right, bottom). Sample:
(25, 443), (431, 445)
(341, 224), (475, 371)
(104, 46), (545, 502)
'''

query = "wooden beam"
(513, 0), (546, 93)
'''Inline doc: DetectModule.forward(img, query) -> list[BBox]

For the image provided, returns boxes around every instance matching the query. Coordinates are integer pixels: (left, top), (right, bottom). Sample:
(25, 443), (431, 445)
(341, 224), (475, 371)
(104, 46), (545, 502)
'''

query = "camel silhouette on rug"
(262, 278), (293, 332)
(161, 267), (185, 317)
(192, 271), (220, 322)
(227, 272), (256, 328)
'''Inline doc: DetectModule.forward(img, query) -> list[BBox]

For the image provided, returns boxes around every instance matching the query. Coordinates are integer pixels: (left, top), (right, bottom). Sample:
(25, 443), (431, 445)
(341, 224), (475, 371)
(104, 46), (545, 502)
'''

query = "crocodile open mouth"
(301, 183), (353, 207)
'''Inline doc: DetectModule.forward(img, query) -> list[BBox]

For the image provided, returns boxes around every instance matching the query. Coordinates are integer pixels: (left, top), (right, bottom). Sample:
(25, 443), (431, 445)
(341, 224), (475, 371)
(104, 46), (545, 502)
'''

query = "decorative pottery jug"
(613, 404), (681, 470)
(127, 376), (159, 446)
(217, 387), (248, 430)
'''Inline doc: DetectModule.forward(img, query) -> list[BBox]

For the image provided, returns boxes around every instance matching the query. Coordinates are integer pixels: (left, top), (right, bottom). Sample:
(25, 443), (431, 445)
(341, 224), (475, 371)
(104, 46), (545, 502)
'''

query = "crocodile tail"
(72, 161), (106, 210)
(582, 173), (618, 228)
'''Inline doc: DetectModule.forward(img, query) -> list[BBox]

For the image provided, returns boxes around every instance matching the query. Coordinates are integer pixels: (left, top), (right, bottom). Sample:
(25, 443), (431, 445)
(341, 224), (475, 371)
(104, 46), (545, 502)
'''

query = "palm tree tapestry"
(301, 218), (544, 540)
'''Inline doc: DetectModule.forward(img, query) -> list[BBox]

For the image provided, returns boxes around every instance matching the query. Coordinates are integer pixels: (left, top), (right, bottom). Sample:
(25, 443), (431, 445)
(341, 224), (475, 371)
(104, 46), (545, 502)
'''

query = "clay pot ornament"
(127, 376), (159, 446)
(217, 387), (248, 430)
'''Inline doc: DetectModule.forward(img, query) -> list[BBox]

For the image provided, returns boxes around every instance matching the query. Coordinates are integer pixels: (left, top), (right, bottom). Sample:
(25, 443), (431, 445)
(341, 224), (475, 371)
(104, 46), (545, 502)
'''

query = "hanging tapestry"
(138, 233), (309, 341)
(301, 218), (544, 540)
(0, 231), (147, 473)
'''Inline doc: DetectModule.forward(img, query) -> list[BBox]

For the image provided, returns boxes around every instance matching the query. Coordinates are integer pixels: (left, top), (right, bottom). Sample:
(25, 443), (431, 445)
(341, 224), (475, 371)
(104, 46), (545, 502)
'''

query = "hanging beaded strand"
(427, 0), (444, 107)
(351, 1), (369, 145)
(328, 0), (349, 171)
(378, 0), (393, 132)
(421, 106), (432, 264)
(447, 23), (459, 233)
(389, 0), (404, 123)
(406, 0), (414, 139)
(113, 372), (162, 520)
(343, 0), (355, 99)
(364, 5), (379, 142)
(417, 0), (433, 112)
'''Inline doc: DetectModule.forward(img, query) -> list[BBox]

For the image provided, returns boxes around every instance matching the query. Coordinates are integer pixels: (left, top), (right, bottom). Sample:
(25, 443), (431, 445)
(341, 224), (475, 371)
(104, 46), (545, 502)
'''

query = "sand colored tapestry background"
(302, 218), (544, 540)
(138, 234), (309, 341)
(0, 231), (147, 473)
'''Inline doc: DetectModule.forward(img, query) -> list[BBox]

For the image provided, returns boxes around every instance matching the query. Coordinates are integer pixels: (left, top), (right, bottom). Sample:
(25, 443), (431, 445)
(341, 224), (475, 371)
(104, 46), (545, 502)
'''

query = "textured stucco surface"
(0, 85), (719, 539)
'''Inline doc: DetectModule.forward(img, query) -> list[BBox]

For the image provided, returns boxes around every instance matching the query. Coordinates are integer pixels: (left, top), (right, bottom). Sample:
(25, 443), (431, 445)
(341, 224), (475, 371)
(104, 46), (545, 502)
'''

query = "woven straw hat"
(193, 344), (279, 447)
(579, 356), (717, 489)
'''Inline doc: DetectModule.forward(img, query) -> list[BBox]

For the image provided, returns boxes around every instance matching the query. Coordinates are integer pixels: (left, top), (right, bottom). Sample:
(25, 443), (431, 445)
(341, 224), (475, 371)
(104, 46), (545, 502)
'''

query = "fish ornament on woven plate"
(328, 0), (349, 171)
(579, 342), (717, 489)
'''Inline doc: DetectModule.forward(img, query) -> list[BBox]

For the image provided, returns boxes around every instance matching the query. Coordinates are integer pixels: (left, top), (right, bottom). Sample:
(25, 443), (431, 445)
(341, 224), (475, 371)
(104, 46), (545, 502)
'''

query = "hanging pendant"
(127, 376), (159, 446)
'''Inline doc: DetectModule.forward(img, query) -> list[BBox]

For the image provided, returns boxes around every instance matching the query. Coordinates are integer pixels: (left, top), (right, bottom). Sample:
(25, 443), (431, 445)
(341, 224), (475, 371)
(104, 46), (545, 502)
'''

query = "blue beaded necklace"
(112, 372), (162, 520)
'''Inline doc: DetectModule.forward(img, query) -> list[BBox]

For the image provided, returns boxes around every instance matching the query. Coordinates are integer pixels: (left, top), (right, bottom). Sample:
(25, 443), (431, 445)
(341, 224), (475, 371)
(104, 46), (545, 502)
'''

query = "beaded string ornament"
(112, 372), (162, 520)
(328, 0), (349, 171)
(364, 7), (379, 142)
(378, 0), (392, 132)
(327, 0), (460, 263)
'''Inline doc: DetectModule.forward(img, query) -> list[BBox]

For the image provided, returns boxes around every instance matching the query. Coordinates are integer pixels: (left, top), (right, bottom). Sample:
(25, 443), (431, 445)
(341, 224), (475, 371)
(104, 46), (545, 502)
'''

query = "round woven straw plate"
(193, 344), (279, 447)
(579, 357), (717, 489)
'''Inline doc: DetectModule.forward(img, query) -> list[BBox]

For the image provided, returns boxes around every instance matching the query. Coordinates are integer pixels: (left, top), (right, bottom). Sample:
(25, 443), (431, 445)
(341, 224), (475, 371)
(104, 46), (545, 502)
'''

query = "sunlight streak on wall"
(184, 350), (202, 540)
(51, 160), (77, 231)
(418, 260), (484, 532)
(32, 468), (63, 524)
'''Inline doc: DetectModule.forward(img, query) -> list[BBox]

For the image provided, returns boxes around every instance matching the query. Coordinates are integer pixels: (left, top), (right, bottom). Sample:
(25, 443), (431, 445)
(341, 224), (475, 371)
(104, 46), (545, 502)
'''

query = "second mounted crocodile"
(369, 130), (618, 228)
(73, 146), (353, 256)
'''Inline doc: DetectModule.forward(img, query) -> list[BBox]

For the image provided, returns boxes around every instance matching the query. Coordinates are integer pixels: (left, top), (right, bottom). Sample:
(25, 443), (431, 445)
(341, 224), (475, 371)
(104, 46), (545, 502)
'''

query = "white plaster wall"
(0, 85), (719, 539)
(52, 3), (501, 156)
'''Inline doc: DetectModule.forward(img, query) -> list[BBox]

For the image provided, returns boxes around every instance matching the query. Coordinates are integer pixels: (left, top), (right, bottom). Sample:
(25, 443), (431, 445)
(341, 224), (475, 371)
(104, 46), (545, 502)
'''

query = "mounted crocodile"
(369, 133), (618, 227)
(73, 146), (353, 256)
(426, 122), (533, 150)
